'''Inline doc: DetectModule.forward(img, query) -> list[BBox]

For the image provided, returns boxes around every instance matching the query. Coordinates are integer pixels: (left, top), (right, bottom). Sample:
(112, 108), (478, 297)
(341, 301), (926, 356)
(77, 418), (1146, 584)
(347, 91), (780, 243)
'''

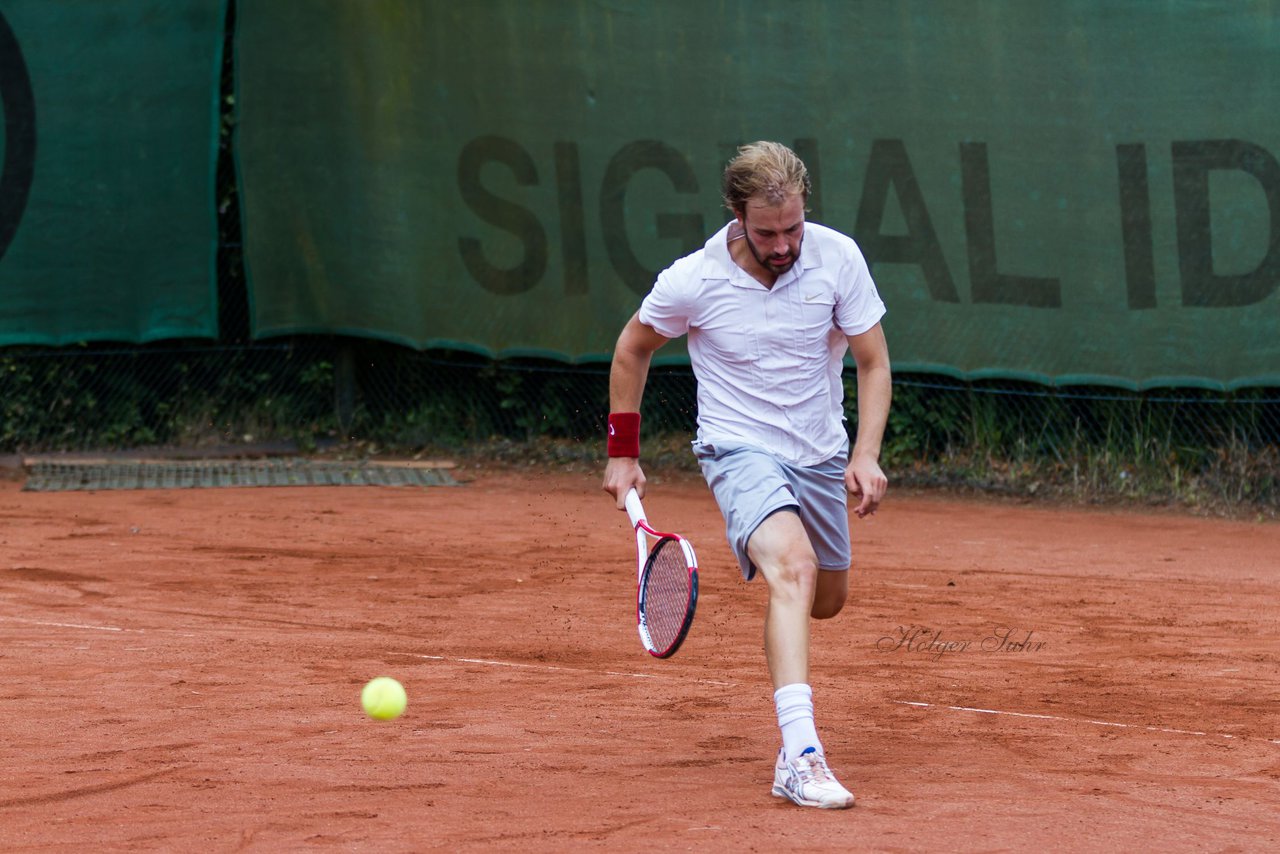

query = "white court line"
(393, 652), (735, 687)
(896, 700), (1280, 746)
(0, 615), (140, 633)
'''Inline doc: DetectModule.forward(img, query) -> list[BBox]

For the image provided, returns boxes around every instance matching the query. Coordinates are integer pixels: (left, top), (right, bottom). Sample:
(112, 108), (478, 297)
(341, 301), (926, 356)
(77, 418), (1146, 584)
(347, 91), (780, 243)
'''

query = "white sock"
(774, 683), (823, 762)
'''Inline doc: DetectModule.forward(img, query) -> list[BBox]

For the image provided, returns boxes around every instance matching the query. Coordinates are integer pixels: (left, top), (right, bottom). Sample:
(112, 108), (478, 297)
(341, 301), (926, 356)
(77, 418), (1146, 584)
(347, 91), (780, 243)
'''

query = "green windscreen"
(237, 2), (1280, 389)
(0, 1), (224, 346)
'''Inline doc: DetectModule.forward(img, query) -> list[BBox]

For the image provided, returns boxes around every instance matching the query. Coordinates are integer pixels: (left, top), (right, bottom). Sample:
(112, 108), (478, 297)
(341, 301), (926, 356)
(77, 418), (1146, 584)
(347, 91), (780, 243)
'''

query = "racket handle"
(624, 488), (646, 528)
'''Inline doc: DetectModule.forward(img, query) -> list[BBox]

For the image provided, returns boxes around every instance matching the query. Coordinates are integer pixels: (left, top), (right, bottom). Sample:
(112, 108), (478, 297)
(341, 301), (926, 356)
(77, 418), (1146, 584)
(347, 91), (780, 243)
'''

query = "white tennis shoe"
(771, 746), (855, 809)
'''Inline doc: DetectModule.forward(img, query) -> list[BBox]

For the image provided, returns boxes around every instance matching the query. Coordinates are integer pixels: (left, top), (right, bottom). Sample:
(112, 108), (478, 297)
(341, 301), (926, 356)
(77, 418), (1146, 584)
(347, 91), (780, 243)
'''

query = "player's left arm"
(845, 322), (892, 518)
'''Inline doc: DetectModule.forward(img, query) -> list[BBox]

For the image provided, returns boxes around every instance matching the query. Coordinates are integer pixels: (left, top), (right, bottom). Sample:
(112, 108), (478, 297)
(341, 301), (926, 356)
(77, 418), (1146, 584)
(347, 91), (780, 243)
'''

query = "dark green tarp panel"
(0, 2), (223, 346)
(237, 1), (1280, 389)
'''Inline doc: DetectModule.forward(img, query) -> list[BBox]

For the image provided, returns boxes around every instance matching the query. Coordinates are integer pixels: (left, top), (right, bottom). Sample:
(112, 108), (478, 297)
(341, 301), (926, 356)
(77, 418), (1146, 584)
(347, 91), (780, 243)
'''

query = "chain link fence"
(2, 2), (1277, 517)
(4, 336), (1278, 514)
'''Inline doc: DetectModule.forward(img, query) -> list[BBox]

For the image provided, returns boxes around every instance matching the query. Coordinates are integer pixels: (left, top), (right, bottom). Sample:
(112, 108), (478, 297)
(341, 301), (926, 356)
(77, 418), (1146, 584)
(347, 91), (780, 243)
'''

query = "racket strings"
(643, 539), (693, 650)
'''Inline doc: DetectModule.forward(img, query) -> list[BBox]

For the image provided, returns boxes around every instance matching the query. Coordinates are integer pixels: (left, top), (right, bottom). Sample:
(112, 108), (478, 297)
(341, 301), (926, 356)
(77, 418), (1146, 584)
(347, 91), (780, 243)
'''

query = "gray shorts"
(692, 440), (851, 581)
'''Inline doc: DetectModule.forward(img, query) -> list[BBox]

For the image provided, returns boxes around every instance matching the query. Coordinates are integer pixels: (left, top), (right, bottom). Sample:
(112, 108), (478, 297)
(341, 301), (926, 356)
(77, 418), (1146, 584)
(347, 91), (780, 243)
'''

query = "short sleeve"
(834, 243), (886, 336)
(638, 266), (693, 339)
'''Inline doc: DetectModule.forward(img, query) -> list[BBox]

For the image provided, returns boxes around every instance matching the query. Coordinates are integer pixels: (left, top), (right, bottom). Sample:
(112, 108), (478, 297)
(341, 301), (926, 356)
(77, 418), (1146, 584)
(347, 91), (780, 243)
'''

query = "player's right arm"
(603, 312), (670, 509)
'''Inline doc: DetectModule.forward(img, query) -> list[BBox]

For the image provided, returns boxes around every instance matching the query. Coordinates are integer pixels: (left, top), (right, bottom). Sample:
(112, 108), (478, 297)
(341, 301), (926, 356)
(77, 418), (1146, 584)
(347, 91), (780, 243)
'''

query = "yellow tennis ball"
(361, 676), (407, 720)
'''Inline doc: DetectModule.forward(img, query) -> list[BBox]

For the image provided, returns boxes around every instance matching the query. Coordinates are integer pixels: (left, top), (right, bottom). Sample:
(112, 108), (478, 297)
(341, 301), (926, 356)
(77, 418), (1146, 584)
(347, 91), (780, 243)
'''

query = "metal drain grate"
(22, 458), (457, 492)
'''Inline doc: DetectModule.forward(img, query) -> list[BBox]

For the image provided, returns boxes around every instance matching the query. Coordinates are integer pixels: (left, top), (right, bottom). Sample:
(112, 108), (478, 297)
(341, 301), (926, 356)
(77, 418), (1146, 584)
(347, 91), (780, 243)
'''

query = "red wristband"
(607, 412), (641, 458)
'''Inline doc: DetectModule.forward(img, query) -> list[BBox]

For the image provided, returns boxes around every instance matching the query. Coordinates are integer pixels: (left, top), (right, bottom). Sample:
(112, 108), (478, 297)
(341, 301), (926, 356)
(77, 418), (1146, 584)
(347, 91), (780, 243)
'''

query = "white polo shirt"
(638, 220), (886, 467)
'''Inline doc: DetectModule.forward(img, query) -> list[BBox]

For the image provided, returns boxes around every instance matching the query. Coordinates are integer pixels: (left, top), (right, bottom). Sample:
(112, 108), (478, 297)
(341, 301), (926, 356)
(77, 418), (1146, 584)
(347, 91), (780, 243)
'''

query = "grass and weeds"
(2, 344), (1276, 520)
(873, 381), (1279, 518)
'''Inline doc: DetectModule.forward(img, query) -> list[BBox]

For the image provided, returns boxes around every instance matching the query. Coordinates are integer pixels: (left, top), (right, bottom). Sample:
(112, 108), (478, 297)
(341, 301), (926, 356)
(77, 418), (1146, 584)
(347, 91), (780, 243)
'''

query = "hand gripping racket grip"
(624, 488), (646, 529)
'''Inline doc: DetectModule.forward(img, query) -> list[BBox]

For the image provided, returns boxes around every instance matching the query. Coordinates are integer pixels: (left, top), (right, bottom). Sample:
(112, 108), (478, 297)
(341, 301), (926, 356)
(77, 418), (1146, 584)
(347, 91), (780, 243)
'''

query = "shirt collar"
(702, 221), (823, 289)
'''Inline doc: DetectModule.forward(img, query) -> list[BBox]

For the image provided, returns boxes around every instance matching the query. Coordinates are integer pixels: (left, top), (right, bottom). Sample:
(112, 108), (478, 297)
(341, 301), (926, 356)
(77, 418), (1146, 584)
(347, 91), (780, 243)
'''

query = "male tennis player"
(603, 141), (890, 809)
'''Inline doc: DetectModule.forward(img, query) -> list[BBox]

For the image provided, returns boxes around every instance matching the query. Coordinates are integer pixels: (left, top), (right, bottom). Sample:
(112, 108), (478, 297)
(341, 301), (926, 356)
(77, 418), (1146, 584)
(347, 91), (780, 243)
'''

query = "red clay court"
(1, 461), (1277, 851)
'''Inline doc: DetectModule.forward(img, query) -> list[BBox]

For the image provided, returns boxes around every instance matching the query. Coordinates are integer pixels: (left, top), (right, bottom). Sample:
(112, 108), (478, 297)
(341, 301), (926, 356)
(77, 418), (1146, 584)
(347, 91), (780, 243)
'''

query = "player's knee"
(810, 570), (848, 619)
(765, 554), (819, 602)
(810, 587), (847, 619)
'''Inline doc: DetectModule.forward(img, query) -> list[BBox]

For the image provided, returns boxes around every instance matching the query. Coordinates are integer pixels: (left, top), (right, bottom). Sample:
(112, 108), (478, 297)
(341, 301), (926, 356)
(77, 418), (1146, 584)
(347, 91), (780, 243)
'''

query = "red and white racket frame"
(624, 488), (699, 657)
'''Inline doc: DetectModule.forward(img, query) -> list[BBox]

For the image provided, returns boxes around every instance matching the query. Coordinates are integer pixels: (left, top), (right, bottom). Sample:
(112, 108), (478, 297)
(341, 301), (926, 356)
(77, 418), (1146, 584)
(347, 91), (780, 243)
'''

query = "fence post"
(335, 341), (357, 437)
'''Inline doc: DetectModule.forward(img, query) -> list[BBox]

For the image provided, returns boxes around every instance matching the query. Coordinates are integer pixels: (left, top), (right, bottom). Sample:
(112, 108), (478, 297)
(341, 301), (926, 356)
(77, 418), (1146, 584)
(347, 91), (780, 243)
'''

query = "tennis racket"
(624, 488), (698, 658)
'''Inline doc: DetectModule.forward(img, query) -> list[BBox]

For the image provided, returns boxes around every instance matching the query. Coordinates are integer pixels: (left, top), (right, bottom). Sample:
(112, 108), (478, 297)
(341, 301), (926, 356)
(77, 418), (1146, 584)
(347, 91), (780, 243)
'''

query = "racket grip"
(624, 488), (646, 528)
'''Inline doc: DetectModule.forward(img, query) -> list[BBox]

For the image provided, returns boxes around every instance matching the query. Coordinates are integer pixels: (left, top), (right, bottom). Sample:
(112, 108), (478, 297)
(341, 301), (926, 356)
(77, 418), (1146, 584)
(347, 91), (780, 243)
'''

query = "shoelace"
(795, 754), (837, 784)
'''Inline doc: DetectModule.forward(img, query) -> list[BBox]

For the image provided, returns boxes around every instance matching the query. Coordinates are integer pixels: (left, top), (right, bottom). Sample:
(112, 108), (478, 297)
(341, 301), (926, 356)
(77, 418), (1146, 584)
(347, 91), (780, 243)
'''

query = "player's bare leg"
(749, 510), (855, 809)
(748, 510), (817, 689)
(811, 568), (848, 620)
